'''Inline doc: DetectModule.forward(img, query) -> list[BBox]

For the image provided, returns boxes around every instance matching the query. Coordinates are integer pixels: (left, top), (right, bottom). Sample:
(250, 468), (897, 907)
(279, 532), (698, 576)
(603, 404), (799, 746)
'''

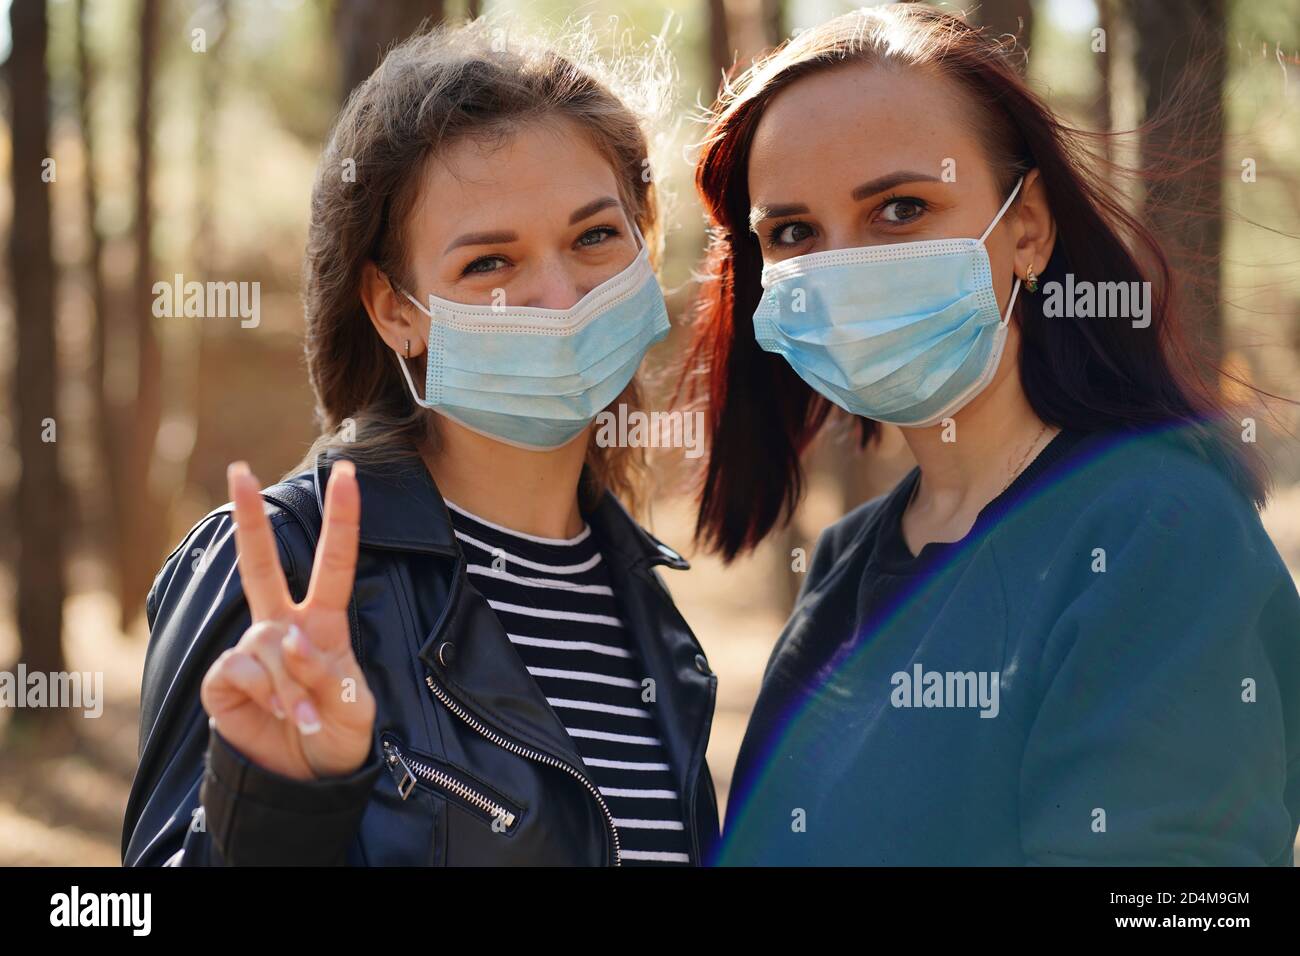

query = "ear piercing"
(404, 339), (411, 358)
(1025, 264), (1038, 293)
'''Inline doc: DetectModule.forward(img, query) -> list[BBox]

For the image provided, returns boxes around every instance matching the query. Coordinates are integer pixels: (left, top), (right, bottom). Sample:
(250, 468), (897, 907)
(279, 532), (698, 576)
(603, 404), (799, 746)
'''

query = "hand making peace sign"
(200, 460), (376, 781)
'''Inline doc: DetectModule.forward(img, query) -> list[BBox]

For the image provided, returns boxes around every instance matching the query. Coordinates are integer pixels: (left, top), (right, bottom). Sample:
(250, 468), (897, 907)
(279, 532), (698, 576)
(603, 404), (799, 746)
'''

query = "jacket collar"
(585, 484), (691, 572)
(309, 448), (690, 571)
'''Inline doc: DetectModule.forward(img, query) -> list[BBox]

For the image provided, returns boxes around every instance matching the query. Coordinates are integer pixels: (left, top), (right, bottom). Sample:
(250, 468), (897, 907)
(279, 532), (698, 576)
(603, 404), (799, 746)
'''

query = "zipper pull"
(382, 739), (417, 800)
(493, 808), (517, 831)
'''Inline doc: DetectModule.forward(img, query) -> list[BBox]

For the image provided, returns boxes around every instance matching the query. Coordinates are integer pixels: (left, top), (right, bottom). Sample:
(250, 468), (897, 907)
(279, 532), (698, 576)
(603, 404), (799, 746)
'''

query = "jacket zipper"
(424, 674), (622, 866)
(382, 737), (518, 832)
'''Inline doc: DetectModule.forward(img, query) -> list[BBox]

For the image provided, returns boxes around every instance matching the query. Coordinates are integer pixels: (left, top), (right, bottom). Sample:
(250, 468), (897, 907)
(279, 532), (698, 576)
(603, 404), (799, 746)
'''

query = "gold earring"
(404, 339), (410, 358)
(1025, 265), (1038, 293)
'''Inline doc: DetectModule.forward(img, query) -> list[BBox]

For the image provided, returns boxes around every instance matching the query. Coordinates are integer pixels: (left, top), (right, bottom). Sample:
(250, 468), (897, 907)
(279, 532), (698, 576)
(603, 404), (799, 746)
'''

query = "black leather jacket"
(121, 451), (720, 866)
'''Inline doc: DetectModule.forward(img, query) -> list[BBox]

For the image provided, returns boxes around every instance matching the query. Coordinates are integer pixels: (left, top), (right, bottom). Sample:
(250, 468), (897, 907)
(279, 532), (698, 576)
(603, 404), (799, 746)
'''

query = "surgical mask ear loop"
(999, 276), (1022, 330)
(978, 175), (1025, 245)
(978, 176), (1026, 330)
(395, 340), (429, 407)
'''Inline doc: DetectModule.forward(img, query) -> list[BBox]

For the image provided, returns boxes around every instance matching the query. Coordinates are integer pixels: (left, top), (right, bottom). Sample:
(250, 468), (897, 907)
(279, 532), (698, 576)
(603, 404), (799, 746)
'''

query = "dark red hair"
(677, 4), (1269, 560)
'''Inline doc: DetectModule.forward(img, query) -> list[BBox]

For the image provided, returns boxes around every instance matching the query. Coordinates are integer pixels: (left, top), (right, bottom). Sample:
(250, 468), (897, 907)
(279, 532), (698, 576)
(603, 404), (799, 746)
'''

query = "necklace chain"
(905, 421), (1052, 511)
(1001, 421), (1050, 495)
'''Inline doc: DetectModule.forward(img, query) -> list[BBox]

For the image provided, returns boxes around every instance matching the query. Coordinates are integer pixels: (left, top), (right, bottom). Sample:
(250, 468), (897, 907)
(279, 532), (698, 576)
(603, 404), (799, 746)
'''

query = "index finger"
(228, 461), (293, 621)
(305, 459), (360, 613)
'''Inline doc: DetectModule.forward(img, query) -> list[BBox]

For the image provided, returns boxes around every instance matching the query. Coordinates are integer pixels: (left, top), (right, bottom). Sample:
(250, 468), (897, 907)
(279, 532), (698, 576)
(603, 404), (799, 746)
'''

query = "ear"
(1012, 168), (1056, 284)
(360, 260), (427, 358)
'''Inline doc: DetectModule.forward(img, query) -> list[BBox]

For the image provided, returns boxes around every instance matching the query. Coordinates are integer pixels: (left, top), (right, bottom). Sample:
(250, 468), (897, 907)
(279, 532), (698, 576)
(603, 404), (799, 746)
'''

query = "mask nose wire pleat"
(391, 218), (652, 408)
(401, 222), (649, 322)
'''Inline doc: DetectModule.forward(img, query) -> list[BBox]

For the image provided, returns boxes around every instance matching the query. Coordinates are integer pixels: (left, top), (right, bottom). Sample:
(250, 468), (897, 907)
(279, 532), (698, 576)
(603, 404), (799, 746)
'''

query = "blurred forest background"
(1, 0), (1298, 864)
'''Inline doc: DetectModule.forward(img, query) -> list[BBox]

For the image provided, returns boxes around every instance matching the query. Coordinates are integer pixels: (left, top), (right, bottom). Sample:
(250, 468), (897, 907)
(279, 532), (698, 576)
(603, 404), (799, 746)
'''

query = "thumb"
(281, 623), (345, 699)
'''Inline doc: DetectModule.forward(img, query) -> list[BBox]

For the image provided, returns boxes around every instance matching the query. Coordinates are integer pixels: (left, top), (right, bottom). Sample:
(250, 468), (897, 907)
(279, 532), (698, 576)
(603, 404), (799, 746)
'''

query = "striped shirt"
(445, 498), (692, 866)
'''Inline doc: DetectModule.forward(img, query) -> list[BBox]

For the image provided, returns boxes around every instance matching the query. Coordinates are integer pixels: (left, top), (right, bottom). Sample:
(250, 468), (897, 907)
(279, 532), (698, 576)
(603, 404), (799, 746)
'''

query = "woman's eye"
(879, 197), (927, 224)
(577, 225), (618, 247)
(463, 255), (508, 276)
(769, 221), (814, 247)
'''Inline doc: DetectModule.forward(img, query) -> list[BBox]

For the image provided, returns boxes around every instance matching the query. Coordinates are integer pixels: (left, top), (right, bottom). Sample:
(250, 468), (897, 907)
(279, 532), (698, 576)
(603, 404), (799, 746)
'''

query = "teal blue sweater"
(718, 428), (1300, 865)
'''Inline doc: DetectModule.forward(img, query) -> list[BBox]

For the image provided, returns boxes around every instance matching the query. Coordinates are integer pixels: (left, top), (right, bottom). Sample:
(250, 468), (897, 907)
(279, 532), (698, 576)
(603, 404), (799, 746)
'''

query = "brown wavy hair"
(677, 4), (1272, 560)
(293, 16), (675, 513)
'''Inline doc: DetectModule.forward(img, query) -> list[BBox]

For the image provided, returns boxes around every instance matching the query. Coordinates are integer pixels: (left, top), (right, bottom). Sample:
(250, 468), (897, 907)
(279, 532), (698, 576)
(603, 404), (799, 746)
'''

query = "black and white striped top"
(445, 498), (693, 866)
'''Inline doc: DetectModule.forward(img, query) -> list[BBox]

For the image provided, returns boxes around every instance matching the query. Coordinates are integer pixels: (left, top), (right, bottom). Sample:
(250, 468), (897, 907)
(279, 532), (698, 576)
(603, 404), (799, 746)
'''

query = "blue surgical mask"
(752, 176), (1025, 427)
(396, 225), (670, 450)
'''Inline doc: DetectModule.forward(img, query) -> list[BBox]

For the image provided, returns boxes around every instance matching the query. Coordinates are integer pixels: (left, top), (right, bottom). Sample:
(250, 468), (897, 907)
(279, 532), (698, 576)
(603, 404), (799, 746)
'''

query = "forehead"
(747, 62), (986, 199)
(411, 117), (622, 239)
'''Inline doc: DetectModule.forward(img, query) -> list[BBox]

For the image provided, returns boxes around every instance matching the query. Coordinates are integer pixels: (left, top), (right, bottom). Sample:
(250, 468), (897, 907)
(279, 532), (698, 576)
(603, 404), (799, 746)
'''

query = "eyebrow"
(748, 202), (809, 231)
(749, 170), (943, 231)
(444, 230), (518, 254)
(850, 170), (941, 201)
(569, 195), (620, 224)
(442, 196), (623, 253)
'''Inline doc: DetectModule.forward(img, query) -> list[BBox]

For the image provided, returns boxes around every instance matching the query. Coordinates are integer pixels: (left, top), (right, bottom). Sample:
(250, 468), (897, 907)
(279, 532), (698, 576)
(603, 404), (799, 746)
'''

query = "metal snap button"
(438, 641), (457, 667)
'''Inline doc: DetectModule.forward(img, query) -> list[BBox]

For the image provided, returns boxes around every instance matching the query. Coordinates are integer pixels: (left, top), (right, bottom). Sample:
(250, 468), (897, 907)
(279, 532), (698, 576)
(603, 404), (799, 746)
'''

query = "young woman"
(683, 6), (1300, 865)
(122, 20), (719, 867)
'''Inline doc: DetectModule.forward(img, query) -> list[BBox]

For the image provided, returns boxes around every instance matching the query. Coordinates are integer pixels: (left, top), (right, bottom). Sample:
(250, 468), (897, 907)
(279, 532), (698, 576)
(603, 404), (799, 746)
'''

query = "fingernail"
(284, 624), (307, 656)
(270, 695), (286, 720)
(295, 699), (322, 735)
(228, 461), (257, 489)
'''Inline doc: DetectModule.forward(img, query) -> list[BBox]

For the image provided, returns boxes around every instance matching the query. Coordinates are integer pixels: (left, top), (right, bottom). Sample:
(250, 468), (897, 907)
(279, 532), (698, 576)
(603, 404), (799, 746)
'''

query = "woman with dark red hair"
(681, 5), (1300, 865)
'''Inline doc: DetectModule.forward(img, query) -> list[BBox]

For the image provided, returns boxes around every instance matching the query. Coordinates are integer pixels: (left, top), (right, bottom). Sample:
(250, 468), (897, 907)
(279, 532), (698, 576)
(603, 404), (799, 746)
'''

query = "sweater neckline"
(873, 427), (1090, 574)
(443, 497), (592, 548)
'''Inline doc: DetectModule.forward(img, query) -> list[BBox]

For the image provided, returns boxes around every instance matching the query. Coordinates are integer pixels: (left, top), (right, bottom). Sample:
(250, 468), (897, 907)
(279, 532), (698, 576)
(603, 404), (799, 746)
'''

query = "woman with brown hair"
(122, 18), (718, 867)
(681, 5), (1300, 864)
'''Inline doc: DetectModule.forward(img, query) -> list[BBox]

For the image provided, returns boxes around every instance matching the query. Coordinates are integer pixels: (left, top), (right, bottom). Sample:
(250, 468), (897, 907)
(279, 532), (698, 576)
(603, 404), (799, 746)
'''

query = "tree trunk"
(760, 0), (785, 47)
(78, 0), (123, 607)
(706, 0), (732, 85)
(336, 0), (443, 102)
(116, 0), (165, 629)
(1132, 0), (1226, 356)
(9, 0), (67, 691)
(972, 0), (1033, 67)
(1095, 0), (1114, 164)
(182, 0), (230, 498)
